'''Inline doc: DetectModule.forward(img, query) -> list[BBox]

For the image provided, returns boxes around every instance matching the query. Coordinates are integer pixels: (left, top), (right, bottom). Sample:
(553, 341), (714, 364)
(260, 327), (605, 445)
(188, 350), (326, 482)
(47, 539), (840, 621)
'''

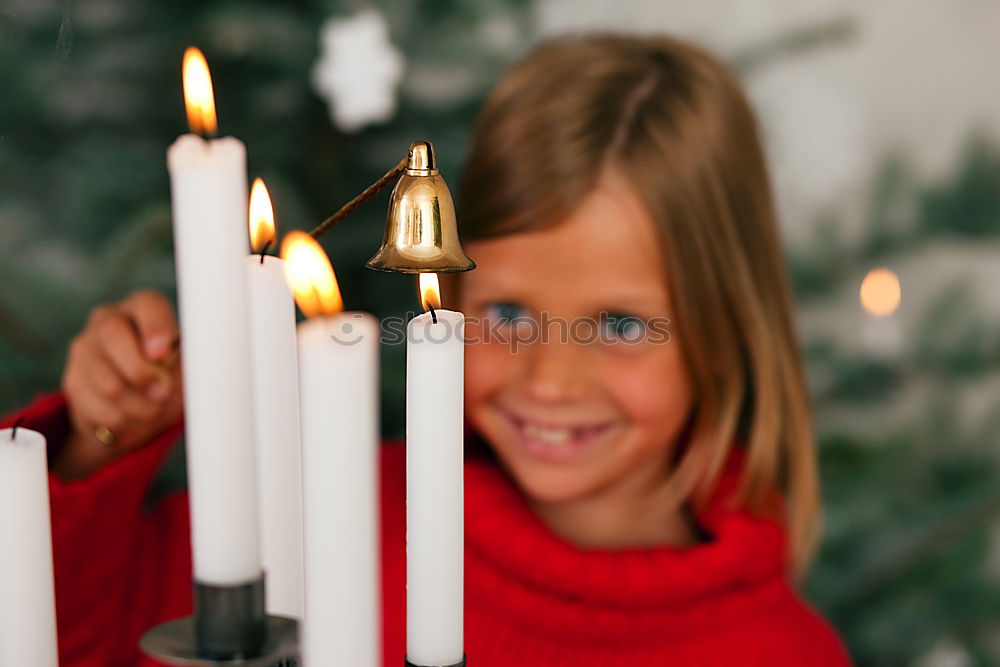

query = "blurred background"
(2, 1), (999, 664)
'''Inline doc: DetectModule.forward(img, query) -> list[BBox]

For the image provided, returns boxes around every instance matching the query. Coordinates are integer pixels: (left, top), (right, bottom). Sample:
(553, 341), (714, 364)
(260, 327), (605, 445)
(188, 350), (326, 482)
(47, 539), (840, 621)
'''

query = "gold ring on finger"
(94, 425), (117, 446)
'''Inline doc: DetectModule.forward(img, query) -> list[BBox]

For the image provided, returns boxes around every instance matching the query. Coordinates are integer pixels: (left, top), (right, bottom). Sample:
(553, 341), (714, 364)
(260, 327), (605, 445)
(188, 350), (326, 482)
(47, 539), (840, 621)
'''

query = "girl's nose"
(520, 340), (588, 403)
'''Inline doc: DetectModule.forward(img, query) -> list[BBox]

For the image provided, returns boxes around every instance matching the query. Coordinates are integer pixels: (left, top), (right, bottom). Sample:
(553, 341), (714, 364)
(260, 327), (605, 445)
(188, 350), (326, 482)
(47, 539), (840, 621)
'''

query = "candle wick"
(193, 124), (217, 142)
(428, 302), (438, 325)
(257, 238), (273, 264)
(10, 417), (25, 440)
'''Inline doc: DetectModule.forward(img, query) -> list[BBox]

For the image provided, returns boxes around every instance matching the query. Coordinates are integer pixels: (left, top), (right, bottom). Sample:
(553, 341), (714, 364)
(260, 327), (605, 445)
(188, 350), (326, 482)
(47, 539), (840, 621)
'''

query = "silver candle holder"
(405, 656), (467, 667)
(139, 574), (299, 666)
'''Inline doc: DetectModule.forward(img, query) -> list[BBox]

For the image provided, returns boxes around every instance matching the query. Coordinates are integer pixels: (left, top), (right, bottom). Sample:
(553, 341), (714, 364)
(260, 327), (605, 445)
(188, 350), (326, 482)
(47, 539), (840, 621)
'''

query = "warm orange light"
(419, 273), (441, 312)
(182, 47), (218, 137)
(860, 268), (901, 317)
(281, 232), (343, 318)
(249, 178), (276, 253)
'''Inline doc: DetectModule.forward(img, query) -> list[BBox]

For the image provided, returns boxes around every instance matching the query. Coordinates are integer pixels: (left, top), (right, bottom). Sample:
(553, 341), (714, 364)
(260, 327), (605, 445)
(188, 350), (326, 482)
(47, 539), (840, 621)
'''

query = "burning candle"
(0, 424), (58, 667)
(166, 47), (261, 584)
(282, 232), (380, 666)
(406, 273), (465, 666)
(246, 179), (304, 618)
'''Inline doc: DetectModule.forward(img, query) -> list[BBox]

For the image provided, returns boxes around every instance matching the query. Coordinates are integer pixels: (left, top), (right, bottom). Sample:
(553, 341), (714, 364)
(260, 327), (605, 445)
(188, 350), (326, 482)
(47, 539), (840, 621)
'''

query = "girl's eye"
(600, 311), (647, 344)
(484, 301), (530, 324)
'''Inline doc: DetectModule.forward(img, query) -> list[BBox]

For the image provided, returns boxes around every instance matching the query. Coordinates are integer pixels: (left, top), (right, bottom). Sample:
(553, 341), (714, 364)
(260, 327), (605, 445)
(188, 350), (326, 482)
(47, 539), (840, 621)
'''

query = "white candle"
(166, 48), (261, 585)
(0, 426), (58, 667)
(282, 232), (380, 667)
(246, 179), (304, 618)
(407, 274), (465, 665)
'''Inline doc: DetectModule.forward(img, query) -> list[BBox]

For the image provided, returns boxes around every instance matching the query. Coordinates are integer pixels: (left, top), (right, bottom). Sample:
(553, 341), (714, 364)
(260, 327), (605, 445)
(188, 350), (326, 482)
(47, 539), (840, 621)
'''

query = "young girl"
(5, 34), (851, 666)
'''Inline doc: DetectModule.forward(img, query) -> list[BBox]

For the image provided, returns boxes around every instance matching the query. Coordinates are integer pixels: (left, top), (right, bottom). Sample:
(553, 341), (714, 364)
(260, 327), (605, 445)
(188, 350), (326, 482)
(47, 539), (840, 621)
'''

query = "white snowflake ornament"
(311, 9), (405, 133)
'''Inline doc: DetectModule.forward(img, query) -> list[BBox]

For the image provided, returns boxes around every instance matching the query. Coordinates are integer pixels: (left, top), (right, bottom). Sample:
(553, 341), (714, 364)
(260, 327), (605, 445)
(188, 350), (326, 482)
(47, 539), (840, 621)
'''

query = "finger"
(65, 334), (126, 403)
(145, 367), (174, 402)
(63, 367), (130, 439)
(118, 386), (164, 423)
(78, 337), (126, 401)
(86, 304), (117, 329)
(84, 345), (168, 421)
(93, 310), (161, 389)
(121, 290), (179, 361)
(64, 364), (162, 452)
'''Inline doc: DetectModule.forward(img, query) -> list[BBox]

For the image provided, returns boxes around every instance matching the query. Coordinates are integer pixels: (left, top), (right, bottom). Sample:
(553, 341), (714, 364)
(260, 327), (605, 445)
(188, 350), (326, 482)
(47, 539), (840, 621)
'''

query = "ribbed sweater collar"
(462, 444), (790, 644)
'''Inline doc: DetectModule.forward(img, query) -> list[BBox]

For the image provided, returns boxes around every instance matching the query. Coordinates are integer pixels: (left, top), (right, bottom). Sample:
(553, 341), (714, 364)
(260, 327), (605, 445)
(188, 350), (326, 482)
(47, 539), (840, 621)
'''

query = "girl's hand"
(55, 290), (183, 480)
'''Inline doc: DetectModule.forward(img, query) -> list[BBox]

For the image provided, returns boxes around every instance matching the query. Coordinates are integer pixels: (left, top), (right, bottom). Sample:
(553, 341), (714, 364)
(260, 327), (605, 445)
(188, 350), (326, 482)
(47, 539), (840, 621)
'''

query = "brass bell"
(366, 141), (476, 273)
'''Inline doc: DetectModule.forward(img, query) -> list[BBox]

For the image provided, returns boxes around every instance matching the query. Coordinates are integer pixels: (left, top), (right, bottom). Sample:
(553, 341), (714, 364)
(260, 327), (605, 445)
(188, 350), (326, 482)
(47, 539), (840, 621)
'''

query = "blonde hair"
(455, 35), (820, 577)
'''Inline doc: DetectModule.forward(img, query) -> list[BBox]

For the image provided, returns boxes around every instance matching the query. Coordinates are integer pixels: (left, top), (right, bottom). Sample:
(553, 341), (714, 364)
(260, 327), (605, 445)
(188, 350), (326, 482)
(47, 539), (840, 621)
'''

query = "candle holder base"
(140, 615), (299, 666)
(193, 577), (267, 658)
(405, 655), (466, 667)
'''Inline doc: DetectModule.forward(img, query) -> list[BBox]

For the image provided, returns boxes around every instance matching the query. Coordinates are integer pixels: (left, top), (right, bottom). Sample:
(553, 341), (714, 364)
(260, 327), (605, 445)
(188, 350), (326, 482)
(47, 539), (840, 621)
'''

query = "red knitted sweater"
(5, 393), (851, 666)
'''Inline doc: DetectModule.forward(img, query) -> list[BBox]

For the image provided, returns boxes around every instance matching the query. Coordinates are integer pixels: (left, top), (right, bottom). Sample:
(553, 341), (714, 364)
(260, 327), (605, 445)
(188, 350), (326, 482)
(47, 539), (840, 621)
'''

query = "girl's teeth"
(523, 422), (572, 444)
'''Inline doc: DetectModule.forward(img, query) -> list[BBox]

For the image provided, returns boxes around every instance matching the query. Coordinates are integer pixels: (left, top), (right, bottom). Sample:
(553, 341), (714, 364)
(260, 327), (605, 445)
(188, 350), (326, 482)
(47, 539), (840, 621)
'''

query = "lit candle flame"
(281, 231), (343, 318)
(860, 268), (901, 317)
(182, 47), (218, 137)
(419, 273), (441, 312)
(249, 178), (276, 254)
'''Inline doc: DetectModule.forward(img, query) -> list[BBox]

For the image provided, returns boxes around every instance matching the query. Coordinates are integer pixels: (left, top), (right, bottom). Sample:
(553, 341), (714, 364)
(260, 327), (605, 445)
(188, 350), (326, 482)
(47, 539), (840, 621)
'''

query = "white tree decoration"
(311, 9), (405, 133)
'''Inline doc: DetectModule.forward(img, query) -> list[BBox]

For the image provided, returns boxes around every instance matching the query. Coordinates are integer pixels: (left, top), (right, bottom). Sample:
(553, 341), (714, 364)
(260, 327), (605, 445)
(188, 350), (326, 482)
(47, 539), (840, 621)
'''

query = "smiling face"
(459, 173), (694, 506)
